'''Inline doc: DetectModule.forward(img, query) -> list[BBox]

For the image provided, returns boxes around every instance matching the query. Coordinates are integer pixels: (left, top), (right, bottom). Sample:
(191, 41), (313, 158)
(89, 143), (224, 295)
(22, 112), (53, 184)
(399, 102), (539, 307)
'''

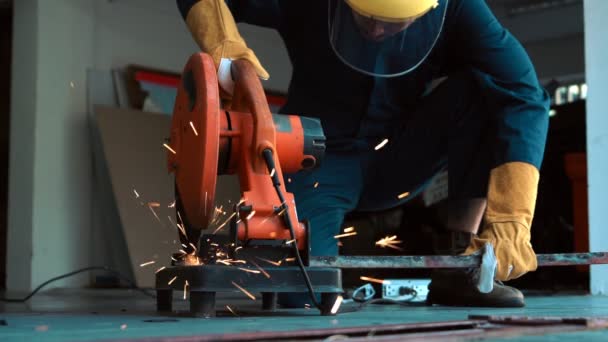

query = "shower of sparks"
(139, 261), (155, 267)
(183, 280), (189, 300)
(168, 276), (177, 285)
(314, 181), (319, 188)
(249, 260), (270, 279)
(375, 235), (404, 251)
(226, 305), (238, 316)
(246, 210), (256, 220)
(284, 239), (296, 245)
(397, 191), (410, 199)
(343, 226), (355, 233)
(133, 189), (140, 198)
(334, 232), (358, 239)
(256, 257), (282, 266)
(163, 143), (177, 154)
(374, 138), (389, 150)
(360, 276), (390, 285)
(189, 121), (199, 136)
(237, 267), (261, 274)
(155, 266), (166, 274)
(330, 295), (343, 314)
(269, 168), (275, 177)
(168, 200), (176, 208)
(231, 281), (256, 301)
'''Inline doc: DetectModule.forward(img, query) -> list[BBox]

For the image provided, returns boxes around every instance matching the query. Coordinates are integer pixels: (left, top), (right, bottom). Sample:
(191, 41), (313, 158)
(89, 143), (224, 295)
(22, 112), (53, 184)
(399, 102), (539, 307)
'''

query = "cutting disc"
(168, 53), (220, 230)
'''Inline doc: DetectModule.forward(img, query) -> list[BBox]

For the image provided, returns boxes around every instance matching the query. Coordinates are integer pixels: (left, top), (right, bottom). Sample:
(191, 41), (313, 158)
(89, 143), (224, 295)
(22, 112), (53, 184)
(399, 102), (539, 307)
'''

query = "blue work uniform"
(176, 0), (550, 258)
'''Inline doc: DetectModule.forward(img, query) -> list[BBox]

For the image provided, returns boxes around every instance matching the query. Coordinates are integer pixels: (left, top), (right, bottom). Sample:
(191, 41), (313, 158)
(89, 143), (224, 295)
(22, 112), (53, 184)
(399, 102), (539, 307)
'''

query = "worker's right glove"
(185, 0), (270, 84)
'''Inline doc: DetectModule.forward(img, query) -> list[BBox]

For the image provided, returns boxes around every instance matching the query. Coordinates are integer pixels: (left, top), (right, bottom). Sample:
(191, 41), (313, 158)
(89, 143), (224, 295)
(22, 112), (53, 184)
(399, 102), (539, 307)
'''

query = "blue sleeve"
(176, 0), (283, 30)
(450, 0), (550, 169)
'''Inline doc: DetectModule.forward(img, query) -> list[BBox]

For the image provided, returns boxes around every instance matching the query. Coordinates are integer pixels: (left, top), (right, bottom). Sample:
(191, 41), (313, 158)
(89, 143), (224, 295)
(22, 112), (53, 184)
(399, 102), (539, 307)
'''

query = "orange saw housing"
(167, 53), (325, 252)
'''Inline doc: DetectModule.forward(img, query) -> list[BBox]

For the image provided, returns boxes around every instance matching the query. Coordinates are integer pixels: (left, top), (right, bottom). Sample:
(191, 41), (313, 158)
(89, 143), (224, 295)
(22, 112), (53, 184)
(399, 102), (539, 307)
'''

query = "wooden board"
(94, 106), (239, 287)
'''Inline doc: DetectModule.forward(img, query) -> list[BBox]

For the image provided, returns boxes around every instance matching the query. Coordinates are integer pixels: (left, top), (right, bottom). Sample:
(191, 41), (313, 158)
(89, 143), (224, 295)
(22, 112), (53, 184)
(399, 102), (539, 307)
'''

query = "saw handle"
(229, 59), (276, 173)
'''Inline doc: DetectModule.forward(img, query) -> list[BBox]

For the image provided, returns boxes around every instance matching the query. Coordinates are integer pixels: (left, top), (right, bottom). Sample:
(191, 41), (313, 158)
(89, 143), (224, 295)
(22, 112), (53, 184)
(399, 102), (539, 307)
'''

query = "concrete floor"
(1, 289), (608, 341)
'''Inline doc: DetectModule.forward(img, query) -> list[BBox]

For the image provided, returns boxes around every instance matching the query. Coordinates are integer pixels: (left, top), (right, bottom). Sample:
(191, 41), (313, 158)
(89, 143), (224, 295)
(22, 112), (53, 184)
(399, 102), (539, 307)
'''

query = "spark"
(277, 207), (287, 216)
(179, 249), (188, 255)
(238, 267), (261, 274)
(35, 325), (49, 332)
(70, 81), (75, 88)
(168, 276), (177, 285)
(397, 191), (410, 199)
(120, 324), (127, 330)
(189, 121), (199, 136)
(334, 232), (358, 239)
(250, 260), (270, 279)
(155, 266), (166, 274)
(256, 257), (282, 266)
(133, 189), (140, 198)
(189, 243), (198, 252)
(285, 239), (296, 245)
(139, 260), (155, 267)
(314, 181), (319, 188)
(374, 138), (389, 150)
(330, 295), (343, 314)
(212, 212), (237, 234)
(210, 243), (219, 247)
(226, 305), (238, 316)
(168, 200), (176, 208)
(288, 178), (292, 183)
(246, 210), (256, 220)
(183, 280), (189, 300)
(360, 276), (390, 285)
(284, 257), (295, 262)
(181, 244), (188, 248)
(163, 143), (177, 154)
(269, 168), (275, 177)
(375, 235), (404, 251)
(147, 203), (162, 225)
(176, 223), (187, 237)
(231, 281), (256, 301)
(343, 226), (355, 233)
(304, 304), (311, 310)
(235, 246), (243, 252)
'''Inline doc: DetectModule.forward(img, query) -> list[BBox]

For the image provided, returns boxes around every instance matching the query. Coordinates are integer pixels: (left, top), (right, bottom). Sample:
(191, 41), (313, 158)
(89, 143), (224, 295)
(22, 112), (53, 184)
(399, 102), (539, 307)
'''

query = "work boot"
(426, 268), (525, 307)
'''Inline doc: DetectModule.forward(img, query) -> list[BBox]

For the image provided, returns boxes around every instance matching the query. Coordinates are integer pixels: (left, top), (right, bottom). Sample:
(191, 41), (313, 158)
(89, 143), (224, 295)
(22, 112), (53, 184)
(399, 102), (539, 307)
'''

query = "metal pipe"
(309, 252), (608, 269)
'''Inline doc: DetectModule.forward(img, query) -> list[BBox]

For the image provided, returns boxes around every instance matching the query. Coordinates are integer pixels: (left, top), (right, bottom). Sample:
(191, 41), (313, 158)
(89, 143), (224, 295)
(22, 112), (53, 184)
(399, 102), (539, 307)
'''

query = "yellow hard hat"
(345, 0), (439, 22)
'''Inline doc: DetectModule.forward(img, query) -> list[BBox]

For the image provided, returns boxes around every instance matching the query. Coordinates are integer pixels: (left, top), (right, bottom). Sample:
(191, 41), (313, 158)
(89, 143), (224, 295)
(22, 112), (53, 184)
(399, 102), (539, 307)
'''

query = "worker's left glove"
(465, 162), (539, 281)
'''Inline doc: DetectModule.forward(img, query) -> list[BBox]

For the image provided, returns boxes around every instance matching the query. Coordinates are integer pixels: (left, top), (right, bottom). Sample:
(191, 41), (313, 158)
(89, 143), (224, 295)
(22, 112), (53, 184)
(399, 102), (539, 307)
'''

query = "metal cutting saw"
(155, 52), (342, 317)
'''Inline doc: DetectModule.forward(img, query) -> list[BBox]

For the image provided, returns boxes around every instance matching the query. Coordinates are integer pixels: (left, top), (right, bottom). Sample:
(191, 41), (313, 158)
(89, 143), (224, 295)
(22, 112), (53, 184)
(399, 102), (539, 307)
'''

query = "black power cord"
(0, 266), (155, 303)
(262, 149), (323, 312)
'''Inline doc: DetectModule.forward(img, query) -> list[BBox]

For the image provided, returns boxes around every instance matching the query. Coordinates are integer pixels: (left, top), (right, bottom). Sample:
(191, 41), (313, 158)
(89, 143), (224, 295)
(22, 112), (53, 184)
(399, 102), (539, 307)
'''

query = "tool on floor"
(156, 52), (340, 317)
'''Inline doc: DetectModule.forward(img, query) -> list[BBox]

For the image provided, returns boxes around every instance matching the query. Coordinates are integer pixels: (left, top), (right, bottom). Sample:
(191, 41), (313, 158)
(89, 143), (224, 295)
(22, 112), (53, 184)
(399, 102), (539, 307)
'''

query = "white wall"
(8, 0), (95, 291)
(584, 0), (608, 295)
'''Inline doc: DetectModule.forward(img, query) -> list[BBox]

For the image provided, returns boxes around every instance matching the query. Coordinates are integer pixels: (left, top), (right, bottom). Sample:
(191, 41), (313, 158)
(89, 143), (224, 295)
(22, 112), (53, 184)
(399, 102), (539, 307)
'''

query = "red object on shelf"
(564, 152), (588, 272)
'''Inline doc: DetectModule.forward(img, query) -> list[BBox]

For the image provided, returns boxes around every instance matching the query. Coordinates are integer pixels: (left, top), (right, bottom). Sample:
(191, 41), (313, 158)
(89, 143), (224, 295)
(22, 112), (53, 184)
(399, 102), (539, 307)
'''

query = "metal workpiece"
(309, 252), (608, 269)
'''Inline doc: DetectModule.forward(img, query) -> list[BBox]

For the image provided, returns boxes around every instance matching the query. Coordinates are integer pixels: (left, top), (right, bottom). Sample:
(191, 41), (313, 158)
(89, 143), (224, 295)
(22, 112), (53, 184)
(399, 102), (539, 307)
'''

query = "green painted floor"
(1, 289), (608, 341)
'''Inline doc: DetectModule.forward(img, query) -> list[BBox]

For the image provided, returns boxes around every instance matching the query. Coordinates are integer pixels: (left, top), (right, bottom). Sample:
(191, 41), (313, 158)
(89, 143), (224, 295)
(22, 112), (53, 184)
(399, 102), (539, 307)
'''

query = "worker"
(175, 0), (550, 308)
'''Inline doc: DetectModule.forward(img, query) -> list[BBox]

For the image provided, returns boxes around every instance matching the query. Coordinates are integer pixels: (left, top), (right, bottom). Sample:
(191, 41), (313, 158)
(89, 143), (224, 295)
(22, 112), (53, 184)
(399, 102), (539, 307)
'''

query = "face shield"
(328, 0), (448, 78)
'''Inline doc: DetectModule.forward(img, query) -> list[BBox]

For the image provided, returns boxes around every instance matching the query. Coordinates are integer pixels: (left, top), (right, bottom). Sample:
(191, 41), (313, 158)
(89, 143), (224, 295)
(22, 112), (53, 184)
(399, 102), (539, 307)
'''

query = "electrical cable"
(262, 149), (323, 312)
(0, 266), (155, 303)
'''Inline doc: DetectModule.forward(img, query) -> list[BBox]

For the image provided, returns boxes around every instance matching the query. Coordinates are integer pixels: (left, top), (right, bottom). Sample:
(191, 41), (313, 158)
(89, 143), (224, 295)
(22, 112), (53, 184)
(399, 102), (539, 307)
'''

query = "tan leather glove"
(465, 162), (539, 281)
(185, 0), (270, 80)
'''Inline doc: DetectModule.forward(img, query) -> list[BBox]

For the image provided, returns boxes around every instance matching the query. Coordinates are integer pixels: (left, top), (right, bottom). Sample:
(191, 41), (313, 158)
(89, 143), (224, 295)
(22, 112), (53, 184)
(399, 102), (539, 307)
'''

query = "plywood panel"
(95, 106), (239, 287)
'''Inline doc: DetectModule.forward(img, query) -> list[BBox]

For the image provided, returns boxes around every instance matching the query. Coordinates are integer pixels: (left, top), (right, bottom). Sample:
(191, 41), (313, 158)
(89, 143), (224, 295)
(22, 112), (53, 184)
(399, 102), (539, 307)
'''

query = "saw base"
(155, 265), (342, 317)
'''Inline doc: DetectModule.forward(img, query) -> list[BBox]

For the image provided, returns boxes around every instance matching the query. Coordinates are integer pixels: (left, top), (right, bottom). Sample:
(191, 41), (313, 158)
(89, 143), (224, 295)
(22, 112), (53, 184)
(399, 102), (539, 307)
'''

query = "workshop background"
(1, 0), (608, 341)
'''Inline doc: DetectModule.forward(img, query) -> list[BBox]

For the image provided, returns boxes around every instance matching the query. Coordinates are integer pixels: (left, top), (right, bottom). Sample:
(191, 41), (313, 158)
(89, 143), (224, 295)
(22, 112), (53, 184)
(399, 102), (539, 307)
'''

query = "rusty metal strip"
(309, 252), (608, 269)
